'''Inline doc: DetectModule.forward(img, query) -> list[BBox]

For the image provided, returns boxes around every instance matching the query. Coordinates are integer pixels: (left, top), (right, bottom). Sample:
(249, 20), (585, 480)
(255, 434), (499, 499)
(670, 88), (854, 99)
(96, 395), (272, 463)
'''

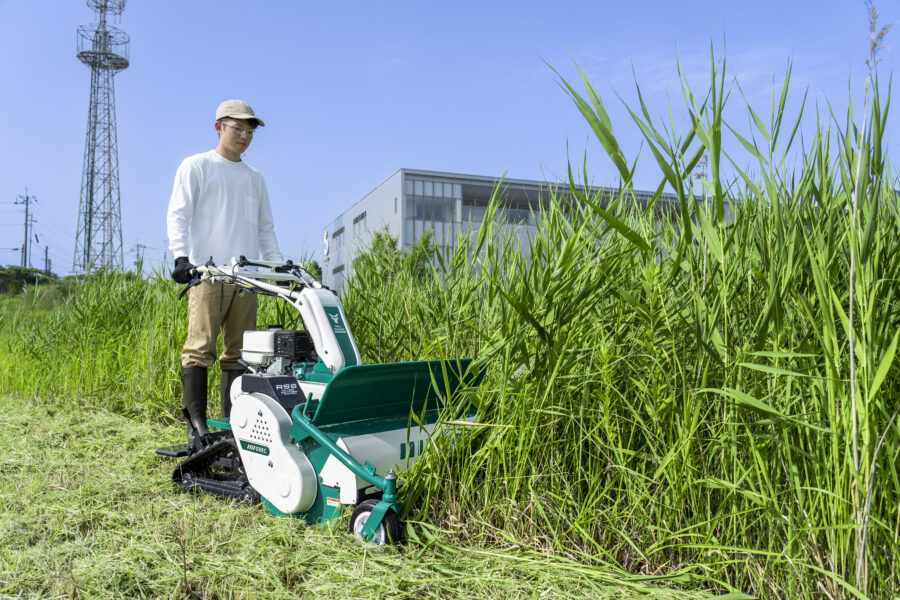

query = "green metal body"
(295, 359), (476, 430)
(212, 358), (482, 532)
(293, 359), (336, 384)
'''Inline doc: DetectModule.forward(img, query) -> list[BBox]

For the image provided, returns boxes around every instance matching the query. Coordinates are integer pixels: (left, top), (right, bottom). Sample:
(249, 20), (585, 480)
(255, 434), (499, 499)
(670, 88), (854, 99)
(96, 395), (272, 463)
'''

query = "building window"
(353, 211), (367, 237)
(333, 226), (344, 251)
(402, 177), (464, 253)
(332, 264), (344, 274)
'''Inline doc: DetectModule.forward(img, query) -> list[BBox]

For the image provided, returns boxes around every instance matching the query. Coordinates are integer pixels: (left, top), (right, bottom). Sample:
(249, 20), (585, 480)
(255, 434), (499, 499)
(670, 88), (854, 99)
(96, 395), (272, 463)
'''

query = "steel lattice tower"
(74, 0), (129, 273)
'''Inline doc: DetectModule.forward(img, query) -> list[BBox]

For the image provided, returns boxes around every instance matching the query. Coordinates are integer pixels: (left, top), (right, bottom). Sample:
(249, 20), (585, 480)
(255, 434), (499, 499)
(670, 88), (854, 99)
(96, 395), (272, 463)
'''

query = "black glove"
(172, 256), (196, 284)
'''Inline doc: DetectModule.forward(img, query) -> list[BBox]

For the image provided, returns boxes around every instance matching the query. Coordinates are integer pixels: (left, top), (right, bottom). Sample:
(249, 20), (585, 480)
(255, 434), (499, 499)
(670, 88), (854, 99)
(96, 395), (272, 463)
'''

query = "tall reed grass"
(342, 55), (900, 598)
(0, 270), (295, 419)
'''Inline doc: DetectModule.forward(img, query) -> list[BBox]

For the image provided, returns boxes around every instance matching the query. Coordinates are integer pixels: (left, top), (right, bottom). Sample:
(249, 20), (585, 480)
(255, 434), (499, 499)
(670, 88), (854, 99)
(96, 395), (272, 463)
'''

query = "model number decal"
(240, 440), (270, 456)
(274, 382), (299, 395)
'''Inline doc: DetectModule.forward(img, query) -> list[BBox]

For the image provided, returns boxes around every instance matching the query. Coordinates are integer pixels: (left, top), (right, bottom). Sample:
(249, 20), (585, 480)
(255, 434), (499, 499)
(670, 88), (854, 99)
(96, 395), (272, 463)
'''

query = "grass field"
(2, 38), (900, 598)
(0, 396), (708, 599)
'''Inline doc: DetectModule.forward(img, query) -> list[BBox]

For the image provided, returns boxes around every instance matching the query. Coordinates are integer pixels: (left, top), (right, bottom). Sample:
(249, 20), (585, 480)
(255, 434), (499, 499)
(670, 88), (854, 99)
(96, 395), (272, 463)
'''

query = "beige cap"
(215, 99), (265, 127)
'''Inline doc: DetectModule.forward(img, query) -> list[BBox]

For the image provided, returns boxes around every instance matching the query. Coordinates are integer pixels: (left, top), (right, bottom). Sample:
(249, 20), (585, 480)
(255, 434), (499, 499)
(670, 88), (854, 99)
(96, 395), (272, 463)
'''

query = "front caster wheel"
(350, 499), (400, 545)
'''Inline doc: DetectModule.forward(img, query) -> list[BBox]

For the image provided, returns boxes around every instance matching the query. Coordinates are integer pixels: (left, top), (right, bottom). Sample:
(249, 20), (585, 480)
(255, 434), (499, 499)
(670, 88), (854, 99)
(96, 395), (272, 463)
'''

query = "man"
(167, 99), (283, 447)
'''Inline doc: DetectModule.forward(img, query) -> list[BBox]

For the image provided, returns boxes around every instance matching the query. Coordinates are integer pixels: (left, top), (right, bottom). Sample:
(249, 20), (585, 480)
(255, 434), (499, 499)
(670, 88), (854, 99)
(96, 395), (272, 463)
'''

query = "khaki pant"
(182, 282), (257, 370)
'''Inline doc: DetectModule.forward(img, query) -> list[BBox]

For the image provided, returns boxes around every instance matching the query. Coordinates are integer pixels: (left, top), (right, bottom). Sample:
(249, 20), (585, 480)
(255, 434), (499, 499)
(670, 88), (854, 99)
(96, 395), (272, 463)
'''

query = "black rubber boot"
(220, 369), (243, 418)
(180, 366), (208, 448)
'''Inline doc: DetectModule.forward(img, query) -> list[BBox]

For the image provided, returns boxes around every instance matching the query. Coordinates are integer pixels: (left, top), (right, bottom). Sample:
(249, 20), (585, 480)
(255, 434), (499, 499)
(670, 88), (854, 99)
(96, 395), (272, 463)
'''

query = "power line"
(30, 214), (77, 248)
(32, 202), (77, 238)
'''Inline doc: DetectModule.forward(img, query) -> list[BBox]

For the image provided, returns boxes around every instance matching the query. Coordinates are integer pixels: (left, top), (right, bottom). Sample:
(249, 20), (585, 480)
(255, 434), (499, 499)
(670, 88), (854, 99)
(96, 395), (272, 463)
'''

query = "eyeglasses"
(220, 121), (255, 137)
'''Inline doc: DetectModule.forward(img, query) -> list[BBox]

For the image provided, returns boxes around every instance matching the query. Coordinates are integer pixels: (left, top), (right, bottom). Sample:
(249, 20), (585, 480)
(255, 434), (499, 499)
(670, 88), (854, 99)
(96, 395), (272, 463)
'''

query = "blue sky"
(0, 1), (896, 275)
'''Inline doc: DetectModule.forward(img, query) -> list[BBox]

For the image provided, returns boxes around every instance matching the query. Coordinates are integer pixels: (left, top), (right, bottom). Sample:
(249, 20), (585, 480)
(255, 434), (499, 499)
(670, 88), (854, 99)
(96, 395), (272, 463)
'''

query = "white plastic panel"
(232, 392), (317, 514)
(317, 422), (437, 504)
(294, 287), (361, 373)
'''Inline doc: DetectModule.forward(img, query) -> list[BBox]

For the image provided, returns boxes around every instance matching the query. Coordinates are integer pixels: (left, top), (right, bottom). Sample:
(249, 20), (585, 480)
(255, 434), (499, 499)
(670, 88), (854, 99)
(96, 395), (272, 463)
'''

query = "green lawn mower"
(156, 258), (483, 544)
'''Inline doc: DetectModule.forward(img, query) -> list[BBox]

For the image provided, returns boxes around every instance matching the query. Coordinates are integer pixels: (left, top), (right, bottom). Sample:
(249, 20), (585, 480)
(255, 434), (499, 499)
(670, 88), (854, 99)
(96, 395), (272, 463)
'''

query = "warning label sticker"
(326, 497), (341, 508)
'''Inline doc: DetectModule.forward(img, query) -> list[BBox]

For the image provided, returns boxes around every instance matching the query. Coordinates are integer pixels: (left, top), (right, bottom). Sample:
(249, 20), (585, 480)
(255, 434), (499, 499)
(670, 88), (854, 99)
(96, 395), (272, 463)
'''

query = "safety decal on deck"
(326, 497), (341, 508)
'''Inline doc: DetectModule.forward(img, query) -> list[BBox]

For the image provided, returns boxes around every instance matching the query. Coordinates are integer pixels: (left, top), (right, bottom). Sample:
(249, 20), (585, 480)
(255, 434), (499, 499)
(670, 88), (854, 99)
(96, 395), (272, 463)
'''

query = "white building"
(321, 168), (674, 289)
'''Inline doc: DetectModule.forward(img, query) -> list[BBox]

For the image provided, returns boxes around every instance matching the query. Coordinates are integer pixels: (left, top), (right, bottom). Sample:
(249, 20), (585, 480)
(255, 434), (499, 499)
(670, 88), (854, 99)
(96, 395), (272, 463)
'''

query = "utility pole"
(15, 189), (36, 268)
(133, 242), (145, 273)
(44, 246), (51, 275)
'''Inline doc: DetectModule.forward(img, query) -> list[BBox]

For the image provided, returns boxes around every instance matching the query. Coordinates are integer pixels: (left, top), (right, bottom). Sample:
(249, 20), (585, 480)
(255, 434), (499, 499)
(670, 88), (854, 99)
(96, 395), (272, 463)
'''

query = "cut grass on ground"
(0, 396), (708, 600)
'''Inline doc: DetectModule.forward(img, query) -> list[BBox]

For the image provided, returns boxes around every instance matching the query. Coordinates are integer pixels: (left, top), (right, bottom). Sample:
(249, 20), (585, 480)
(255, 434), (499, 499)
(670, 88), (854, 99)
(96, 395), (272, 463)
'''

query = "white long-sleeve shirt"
(167, 150), (283, 267)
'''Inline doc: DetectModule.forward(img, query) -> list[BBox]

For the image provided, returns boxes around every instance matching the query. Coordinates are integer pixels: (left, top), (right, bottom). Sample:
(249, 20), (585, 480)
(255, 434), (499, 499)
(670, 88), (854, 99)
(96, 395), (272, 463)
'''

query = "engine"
(241, 328), (318, 375)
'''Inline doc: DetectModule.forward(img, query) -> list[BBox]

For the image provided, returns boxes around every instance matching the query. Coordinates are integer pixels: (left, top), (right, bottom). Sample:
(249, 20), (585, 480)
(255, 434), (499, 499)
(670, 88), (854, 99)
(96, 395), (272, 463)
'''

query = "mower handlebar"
(187, 261), (327, 302)
(196, 265), (303, 283)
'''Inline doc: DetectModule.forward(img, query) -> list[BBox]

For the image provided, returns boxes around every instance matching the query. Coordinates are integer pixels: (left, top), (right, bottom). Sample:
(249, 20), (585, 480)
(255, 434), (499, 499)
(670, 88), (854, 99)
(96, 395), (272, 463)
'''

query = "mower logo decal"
(323, 308), (347, 334)
(322, 306), (356, 366)
(240, 440), (270, 456)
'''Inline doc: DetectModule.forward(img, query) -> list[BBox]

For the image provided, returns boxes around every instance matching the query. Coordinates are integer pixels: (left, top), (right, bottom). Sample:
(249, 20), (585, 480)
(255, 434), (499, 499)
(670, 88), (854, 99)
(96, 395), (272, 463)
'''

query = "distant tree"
(351, 227), (437, 282)
(304, 260), (323, 281)
(0, 266), (58, 294)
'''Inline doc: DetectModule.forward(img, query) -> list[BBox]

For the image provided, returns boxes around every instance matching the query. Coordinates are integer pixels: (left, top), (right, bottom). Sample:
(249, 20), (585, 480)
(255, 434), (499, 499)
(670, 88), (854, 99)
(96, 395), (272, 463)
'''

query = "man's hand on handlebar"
(172, 256), (197, 284)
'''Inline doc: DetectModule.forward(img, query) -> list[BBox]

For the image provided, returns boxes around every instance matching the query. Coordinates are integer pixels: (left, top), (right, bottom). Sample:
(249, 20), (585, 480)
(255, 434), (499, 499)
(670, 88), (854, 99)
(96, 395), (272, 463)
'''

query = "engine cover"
(231, 392), (317, 514)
